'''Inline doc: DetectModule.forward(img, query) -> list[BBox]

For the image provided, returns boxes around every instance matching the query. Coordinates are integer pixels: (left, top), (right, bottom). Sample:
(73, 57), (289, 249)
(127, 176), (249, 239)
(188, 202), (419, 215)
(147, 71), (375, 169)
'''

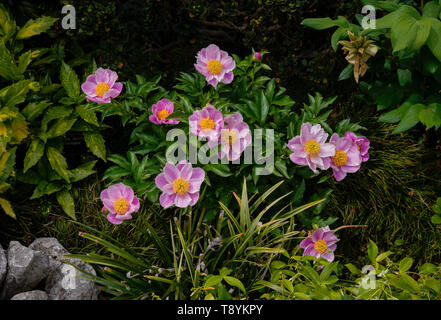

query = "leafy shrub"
(102, 49), (366, 228)
(302, 0), (441, 133)
(0, 4), (112, 219)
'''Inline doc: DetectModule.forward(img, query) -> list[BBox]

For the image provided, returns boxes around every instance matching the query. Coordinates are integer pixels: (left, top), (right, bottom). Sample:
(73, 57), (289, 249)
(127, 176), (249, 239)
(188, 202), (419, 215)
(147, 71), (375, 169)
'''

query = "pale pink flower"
(81, 68), (123, 104)
(329, 133), (362, 181)
(155, 161), (205, 209)
(300, 226), (339, 262)
(100, 183), (140, 225)
(287, 123), (336, 174)
(188, 104), (224, 142)
(218, 113), (251, 161)
(149, 98), (180, 125)
(194, 44), (236, 88)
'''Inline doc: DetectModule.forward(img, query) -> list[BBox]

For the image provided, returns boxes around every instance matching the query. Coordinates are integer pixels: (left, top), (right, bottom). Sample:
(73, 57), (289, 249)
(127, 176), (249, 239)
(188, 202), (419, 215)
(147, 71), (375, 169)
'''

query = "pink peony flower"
(81, 68), (123, 104)
(149, 98), (180, 125)
(329, 133), (362, 181)
(287, 123), (336, 174)
(300, 226), (339, 262)
(155, 161), (205, 209)
(194, 44), (236, 88)
(344, 131), (370, 162)
(253, 52), (262, 61)
(218, 112), (252, 161)
(100, 183), (140, 225)
(188, 104), (224, 142)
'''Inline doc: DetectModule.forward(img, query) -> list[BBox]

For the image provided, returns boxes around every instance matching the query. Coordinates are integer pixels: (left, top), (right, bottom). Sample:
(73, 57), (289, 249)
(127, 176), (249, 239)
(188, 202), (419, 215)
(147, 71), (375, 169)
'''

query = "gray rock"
(2, 241), (50, 299)
(30, 238), (99, 300)
(0, 244), (7, 286)
(10, 290), (48, 300)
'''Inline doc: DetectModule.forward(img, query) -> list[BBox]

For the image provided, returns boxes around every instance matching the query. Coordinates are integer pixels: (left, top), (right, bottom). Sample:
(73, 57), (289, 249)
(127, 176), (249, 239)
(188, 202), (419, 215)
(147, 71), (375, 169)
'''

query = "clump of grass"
(326, 123), (441, 264)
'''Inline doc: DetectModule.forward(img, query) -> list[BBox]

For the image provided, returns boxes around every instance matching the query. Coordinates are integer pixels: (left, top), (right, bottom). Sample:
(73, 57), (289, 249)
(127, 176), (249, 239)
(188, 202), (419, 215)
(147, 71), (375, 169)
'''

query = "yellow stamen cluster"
(200, 118), (215, 131)
(304, 140), (320, 157)
(157, 109), (170, 120)
(222, 129), (238, 145)
(173, 178), (190, 196)
(113, 198), (130, 215)
(333, 150), (348, 166)
(207, 59), (223, 75)
(95, 82), (110, 97)
(314, 239), (328, 254)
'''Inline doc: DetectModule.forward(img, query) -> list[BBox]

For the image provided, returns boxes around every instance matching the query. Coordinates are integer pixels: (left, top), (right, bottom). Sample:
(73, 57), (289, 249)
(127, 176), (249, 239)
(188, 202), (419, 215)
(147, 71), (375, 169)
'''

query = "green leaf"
(260, 90), (270, 123)
(46, 146), (70, 183)
(17, 50), (33, 74)
(224, 276), (246, 294)
(21, 100), (52, 121)
(0, 3), (16, 42)
(83, 132), (106, 161)
(427, 18), (441, 63)
(399, 257), (414, 273)
(23, 139), (45, 173)
(45, 116), (77, 139)
(418, 103), (441, 129)
(205, 275), (223, 288)
(16, 16), (58, 39)
(56, 189), (76, 220)
(60, 61), (80, 98)
(30, 181), (64, 199)
(392, 104), (425, 133)
(431, 214), (441, 224)
(76, 105), (99, 126)
(0, 197), (15, 219)
(204, 164), (232, 177)
(69, 161), (97, 183)
(331, 27), (348, 51)
(301, 17), (342, 30)
(423, 1), (441, 18)
(367, 239), (378, 263)
(338, 64), (354, 81)
(418, 262), (438, 274)
(345, 263), (360, 275)
(391, 274), (420, 294)
(397, 69), (412, 86)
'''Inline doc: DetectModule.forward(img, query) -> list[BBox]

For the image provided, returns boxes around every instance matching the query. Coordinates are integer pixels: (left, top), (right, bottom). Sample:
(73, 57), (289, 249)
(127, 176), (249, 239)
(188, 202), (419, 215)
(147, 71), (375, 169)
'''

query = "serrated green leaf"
(0, 197), (15, 218)
(61, 61), (80, 98)
(56, 189), (76, 220)
(76, 104), (99, 126)
(419, 103), (441, 129)
(83, 132), (106, 161)
(0, 3), (16, 42)
(23, 139), (45, 173)
(16, 16), (58, 39)
(21, 100), (52, 121)
(46, 146), (70, 183)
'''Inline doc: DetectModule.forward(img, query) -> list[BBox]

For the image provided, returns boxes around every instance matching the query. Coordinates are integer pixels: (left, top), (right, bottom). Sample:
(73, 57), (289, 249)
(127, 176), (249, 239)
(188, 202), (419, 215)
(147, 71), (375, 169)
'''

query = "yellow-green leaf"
(60, 61), (80, 98)
(0, 197), (15, 218)
(16, 16), (58, 39)
(23, 139), (45, 173)
(0, 3), (16, 42)
(83, 132), (106, 161)
(56, 189), (76, 220)
(46, 146), (70, 183)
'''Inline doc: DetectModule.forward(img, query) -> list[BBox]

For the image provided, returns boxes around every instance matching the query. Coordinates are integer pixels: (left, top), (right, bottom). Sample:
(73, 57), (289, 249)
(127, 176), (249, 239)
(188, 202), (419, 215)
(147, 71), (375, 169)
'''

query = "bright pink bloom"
(149, 99), (180, 125)
(287, 123), (336, 174)
(81, 68), (123, 104)
(253, 52), (262, 61)
(329, 133), (362, 181)
(100, 183), (140, 225)
(344, 131), (370, 162)
(188, 104), (224, 142)
(218, 113), (252, 161)
(155, 161), (205, 209)
(194, 44), (236, 88)
(300, 226), (339, 262)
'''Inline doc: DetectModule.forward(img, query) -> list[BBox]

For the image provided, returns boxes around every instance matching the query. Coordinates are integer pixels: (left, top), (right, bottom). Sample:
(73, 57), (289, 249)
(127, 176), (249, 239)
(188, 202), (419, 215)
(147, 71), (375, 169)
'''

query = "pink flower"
(188, 104), (224, 142)
(218, 113), (252, 161)
(155, 161), (205, 209)
(253, 52), (262, 61)
(194, 44), (236, 88)
(100, 183), (140, 225)
(149, 98), (180, 125)
(329, 133), (362, 181)
(81, 68), (123, 104)
(344, 131), (370, 162)
(287, 123), (336, 174)
(300, 226), (339, 262)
